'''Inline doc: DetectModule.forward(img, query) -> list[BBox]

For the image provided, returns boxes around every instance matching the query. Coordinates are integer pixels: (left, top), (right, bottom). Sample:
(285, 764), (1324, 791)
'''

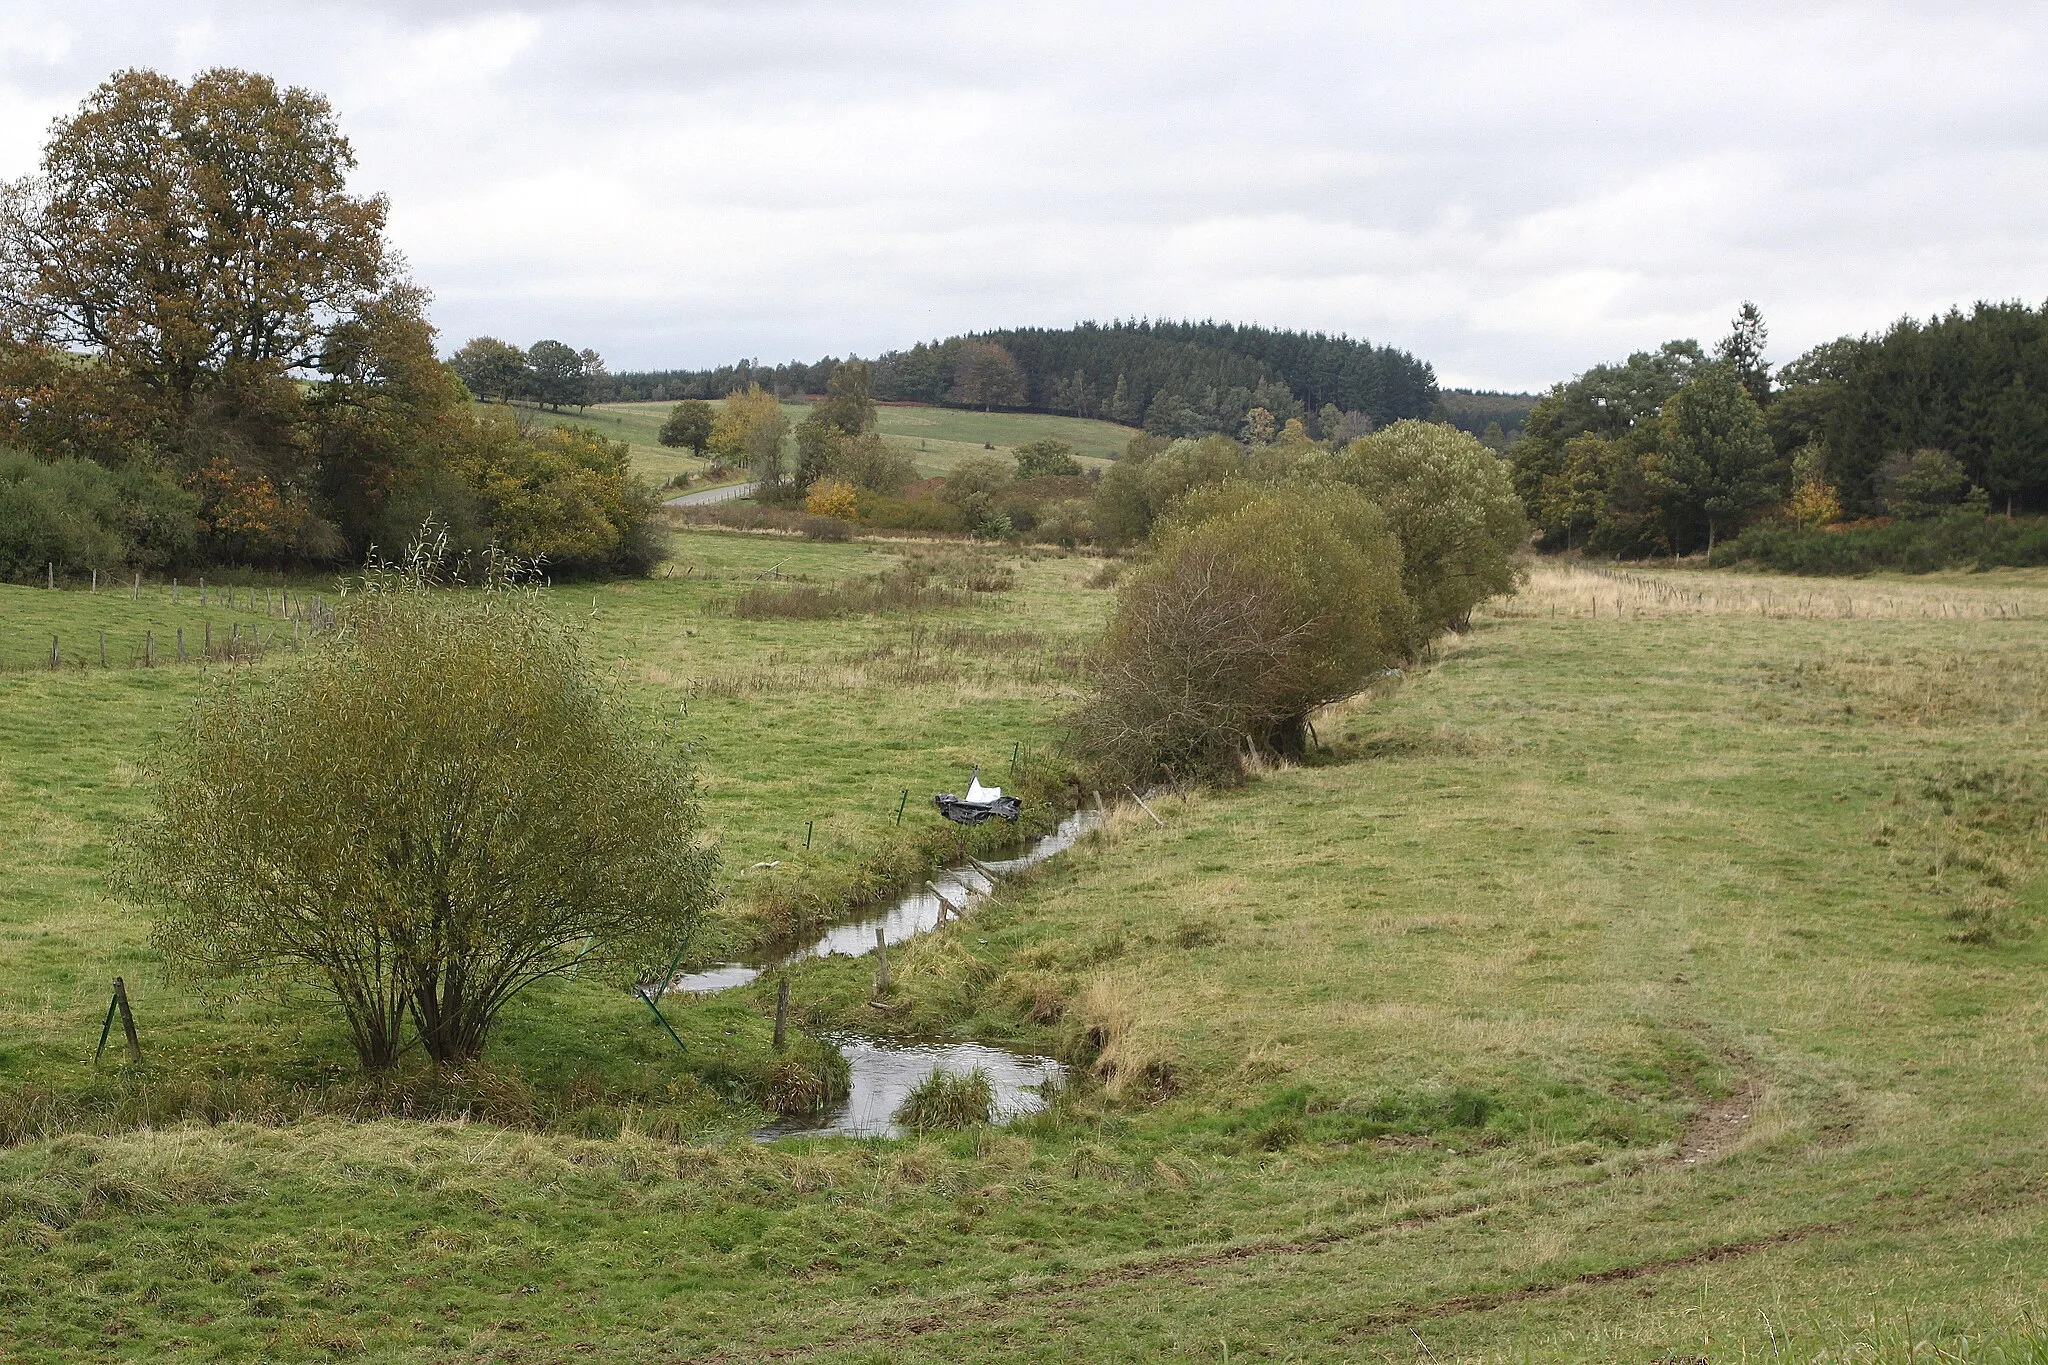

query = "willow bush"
(124, 540), (717, 1069)
(1068, 484), (1410, 784)
(1315, 419), (1526, 643)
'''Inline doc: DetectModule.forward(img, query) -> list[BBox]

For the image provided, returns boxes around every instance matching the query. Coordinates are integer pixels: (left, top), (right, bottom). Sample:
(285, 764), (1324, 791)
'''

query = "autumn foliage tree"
(0, 68), (661, 578)
(947, 340), (1026, 411)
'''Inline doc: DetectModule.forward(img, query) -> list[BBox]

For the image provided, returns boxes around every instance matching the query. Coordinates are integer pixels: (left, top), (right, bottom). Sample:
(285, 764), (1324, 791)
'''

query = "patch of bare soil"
(1677, 1075), (1761, 1166)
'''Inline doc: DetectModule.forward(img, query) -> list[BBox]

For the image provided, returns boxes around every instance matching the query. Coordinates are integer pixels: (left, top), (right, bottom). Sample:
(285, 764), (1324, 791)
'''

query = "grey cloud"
(3, 0), (2048, 387)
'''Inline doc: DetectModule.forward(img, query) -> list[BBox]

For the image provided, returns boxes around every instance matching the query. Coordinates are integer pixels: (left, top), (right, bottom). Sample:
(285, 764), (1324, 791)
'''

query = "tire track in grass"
(672, 1161), (1680, 1364)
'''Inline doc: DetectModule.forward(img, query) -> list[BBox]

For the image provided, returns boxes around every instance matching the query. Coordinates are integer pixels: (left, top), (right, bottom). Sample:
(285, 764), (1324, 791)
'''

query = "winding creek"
(671, 810), (1102, 1139)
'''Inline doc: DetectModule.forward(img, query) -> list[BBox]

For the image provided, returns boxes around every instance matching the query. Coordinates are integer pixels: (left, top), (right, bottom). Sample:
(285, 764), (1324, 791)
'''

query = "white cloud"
(0, 0), (2045, 388)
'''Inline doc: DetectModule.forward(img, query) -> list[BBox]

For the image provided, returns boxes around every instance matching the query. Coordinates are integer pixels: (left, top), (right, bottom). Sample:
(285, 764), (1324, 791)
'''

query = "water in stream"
(669, 810), (1100, 1139)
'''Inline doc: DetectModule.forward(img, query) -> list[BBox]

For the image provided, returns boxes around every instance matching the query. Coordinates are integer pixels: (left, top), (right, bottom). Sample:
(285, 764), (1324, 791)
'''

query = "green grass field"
(490, 398), (1139, 486)
(1, 543), (2045, 1360)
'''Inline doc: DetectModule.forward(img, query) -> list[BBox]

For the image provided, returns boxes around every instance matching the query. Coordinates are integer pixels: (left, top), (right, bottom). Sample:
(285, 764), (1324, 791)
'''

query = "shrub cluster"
(1714, 511), (2048, 574)
(1069, 420), (1524, 785)
(0, 449), (199, 578)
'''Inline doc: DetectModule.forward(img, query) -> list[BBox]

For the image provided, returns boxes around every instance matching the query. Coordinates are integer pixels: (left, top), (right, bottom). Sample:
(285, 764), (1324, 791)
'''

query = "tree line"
(0, 69), (659, 579)
(447, 337), (609, 410)
(592, 320), (1442, 443)
(1509, 299), (2048, 561)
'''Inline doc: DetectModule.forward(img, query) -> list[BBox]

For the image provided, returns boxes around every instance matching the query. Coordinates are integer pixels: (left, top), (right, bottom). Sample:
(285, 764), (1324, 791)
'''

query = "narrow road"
(666, 481), (758, 507)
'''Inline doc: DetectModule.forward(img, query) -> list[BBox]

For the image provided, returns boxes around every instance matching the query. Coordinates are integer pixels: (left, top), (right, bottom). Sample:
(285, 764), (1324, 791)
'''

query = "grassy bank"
(1, 551), (2045, 1359)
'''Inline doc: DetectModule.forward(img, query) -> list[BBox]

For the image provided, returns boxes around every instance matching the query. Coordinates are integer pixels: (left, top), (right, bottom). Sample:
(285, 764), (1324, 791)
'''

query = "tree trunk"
(1264, 715), (1310, 760)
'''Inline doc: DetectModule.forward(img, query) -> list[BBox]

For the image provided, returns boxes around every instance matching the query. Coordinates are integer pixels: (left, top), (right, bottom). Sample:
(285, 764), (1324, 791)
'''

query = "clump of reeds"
(764, 1058), (832, 1116)
(726, 566), (969, 620)
(894, 1067), (995, 1132)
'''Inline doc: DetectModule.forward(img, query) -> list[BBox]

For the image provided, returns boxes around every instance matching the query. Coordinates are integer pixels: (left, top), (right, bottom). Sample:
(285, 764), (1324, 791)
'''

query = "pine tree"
(1110, 373), (1137, 425)
(1715, 302), (1771, 408)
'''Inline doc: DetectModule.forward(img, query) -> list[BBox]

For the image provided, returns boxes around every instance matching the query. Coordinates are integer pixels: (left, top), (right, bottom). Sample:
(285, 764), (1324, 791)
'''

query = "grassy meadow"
(1, 533), (2046, 1360)
(488, 398), (1138, 487)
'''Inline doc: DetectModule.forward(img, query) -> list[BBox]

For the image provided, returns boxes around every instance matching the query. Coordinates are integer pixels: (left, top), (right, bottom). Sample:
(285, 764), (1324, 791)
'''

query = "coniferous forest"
(594, 320), (1441, 441)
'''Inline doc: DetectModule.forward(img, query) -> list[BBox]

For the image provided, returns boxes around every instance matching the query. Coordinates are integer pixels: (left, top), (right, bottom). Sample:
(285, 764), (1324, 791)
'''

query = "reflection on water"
(758, 1038), (1065, 1140)
(668, 810), (1102, 994)
(659, 809), (1101, 1140)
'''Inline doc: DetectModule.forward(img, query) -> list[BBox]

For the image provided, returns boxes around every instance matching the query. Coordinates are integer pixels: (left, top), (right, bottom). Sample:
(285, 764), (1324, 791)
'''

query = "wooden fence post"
(773, 976), (790, 1052)
(176, 627), (184, 663)
(50, 635), (58, 669)
(145, 631), (153, 668)
(99, 631), (106, 668)
(113, 977), (141, 1062)
(873, 926), (890, 994)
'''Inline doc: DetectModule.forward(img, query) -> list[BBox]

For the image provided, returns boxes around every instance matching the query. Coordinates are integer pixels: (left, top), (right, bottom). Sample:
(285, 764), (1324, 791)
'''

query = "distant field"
(483, 399), (1140, 485)
(469, 399), (722, 488)
(869, 404), (1136, 472)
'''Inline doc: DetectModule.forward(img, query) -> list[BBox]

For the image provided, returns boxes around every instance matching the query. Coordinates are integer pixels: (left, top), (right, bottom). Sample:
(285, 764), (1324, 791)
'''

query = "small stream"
(670, 810), (1100, 1139)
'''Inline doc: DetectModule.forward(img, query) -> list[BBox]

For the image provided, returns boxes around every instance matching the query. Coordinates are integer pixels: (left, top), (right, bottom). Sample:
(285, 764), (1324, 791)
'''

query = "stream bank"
(674, 810), (1101, 1138)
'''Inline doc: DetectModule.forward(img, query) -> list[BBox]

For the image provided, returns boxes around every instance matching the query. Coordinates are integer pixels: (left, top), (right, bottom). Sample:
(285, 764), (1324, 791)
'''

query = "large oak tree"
(0, 68), (396, 424)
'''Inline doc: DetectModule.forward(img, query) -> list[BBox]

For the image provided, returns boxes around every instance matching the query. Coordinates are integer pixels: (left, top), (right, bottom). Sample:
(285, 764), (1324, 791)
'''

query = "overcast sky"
(2, 1), (2044, 391)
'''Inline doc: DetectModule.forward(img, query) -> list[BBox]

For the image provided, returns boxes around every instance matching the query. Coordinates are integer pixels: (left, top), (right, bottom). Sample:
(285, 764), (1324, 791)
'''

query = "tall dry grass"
(1487, 560), (2045, 622)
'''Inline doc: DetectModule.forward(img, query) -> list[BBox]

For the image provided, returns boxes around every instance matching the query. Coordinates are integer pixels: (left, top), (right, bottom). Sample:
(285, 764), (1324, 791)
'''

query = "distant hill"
(596, 319), (1440, 443)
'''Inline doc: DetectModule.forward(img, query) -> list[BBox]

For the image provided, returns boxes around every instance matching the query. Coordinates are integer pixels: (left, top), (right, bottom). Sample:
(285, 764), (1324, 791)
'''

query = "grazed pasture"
(0, 548), (2044, 1361)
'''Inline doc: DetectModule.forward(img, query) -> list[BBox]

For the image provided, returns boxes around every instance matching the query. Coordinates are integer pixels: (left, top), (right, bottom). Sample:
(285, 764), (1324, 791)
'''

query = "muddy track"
(1338, 1224), (1837, 1340)
(1677, 1072), (1763, 1165)
(674, 1151), (1799, 1365)
(678, 1217), (1838, 1364)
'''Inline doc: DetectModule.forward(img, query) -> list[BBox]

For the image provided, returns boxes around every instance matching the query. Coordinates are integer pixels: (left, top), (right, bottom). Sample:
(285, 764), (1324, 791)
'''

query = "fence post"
(176, 627), (183, 663)
(145, 631), (154, 668)
(99, 631), (106, 668)
(873, 925), (890, 995)
(773, 975), (789, 1052)
(200, 577), (206, 607)
(92, 569), (98, 594)
(113, 977), (141, 1062)
(134, 573), (141, 602)
(46, 562), (53, 590)
(50, 635), (58, 669)
(94, 990), (119, 1065)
